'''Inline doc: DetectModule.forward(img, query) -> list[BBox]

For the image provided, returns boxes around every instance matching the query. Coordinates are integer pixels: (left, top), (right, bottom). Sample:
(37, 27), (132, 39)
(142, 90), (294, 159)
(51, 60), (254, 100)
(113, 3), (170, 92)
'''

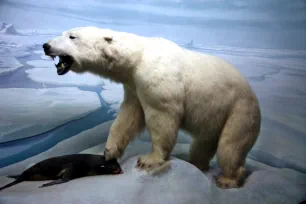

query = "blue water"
(0, 44), (115, 168)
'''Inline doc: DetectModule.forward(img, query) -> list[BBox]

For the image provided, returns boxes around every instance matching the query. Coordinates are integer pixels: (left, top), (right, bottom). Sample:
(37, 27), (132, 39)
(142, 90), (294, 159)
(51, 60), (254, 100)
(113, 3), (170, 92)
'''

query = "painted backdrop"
(0, 0), (305, 196)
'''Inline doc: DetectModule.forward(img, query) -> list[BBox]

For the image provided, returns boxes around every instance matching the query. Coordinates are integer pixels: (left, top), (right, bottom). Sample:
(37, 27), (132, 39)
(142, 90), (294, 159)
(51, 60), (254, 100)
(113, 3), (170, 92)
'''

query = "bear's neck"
(93, 48), (142, 86)
(89, 61), (136, 86)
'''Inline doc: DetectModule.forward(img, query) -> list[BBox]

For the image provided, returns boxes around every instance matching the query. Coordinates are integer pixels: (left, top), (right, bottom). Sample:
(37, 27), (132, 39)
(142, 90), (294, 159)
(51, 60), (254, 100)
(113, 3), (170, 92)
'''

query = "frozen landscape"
(0, 0), (305, 203)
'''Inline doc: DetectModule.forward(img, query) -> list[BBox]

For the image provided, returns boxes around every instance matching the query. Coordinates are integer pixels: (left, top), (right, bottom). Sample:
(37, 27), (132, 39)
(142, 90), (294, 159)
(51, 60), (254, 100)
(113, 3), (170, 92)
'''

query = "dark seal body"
(0, 154), (123, 190)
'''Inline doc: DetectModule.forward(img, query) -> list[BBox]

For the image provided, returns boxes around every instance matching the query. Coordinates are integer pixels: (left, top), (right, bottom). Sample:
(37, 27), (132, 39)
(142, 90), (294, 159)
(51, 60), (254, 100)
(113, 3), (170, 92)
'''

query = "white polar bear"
(43, 27), (261, 189)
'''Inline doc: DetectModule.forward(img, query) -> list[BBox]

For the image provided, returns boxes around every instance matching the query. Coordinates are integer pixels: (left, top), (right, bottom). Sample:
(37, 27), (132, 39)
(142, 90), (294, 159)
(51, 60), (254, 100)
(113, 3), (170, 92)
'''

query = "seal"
(0, 154), (123, 191)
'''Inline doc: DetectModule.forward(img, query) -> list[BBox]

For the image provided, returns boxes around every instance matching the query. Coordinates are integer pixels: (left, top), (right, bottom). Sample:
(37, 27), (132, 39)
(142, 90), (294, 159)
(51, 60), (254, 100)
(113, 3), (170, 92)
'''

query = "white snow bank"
(0, 156), (211, 204)
(26, 68), (104, 86)
(0, 155), (305, 204)
(0, 56), (23, 76)
(0, 121), (113, 176)
(0, 88), (100, 143)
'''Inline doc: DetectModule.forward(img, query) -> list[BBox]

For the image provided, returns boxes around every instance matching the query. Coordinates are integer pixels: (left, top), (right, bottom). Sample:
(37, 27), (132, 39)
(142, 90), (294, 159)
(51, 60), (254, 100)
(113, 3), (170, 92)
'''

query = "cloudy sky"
(0, 0), (306, 49)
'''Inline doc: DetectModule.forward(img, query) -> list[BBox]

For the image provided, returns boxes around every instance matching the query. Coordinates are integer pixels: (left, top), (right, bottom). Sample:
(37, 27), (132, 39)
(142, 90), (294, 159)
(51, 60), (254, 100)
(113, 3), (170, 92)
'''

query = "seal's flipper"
(0, 179), (23, 191)
(39, 178), (70, 188)
(7, 175), (21, 180)
(39, 166), (74, 188)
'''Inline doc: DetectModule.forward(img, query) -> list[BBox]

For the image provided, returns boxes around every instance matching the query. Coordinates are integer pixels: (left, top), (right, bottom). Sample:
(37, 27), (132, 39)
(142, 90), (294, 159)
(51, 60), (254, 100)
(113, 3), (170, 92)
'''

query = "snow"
(0, 88), (101, 143)
(26, 68), (104, 86)
(0, 57), (23, 76)
(0, 143), (305, 204)
(0, 156), (212, 204)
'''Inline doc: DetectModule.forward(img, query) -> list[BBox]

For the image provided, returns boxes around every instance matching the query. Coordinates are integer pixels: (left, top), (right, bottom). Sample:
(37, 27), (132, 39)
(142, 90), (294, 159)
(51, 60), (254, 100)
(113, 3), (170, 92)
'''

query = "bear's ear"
(104, 36), (113, 44)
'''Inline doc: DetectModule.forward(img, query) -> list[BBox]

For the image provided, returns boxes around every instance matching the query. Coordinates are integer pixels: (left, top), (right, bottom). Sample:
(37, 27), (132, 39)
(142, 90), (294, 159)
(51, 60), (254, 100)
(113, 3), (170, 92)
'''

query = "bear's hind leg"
(189, 138), (218, 172)
(216, 98), (260, 189)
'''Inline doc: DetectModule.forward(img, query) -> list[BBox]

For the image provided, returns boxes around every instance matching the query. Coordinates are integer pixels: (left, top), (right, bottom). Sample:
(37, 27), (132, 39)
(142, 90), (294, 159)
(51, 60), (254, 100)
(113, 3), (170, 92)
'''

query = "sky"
(0, 0), (306, 49)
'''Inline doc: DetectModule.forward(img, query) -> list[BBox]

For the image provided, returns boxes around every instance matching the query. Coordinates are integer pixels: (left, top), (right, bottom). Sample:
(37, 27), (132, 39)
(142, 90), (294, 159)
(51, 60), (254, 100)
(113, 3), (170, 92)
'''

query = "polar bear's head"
(43, 26), (129, 76)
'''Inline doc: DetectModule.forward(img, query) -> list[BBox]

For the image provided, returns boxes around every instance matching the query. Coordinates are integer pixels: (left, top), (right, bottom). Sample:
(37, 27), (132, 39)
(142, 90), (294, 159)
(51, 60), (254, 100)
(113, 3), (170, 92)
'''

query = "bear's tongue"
(55, 56), (72, 75)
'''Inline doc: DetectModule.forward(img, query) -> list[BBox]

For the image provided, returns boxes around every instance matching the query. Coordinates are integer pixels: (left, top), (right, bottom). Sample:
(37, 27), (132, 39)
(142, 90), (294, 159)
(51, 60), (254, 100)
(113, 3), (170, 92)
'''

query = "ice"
(0, 57), (23, 76)
(26, 68), (104, 86)
(0, 121), (113, 176)
(0, 88), (100, 143)
(0, 32), (55, 58)
(0, 41), (31, 58)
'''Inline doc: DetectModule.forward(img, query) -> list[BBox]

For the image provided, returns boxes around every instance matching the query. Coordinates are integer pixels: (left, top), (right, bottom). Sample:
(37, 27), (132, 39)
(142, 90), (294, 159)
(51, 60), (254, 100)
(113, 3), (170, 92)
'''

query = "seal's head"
(99, 157), (123, 175)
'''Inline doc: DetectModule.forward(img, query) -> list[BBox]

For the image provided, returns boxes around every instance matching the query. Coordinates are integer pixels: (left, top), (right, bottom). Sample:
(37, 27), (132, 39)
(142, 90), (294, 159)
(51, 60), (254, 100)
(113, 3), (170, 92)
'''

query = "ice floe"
(0, 87), (100, 143)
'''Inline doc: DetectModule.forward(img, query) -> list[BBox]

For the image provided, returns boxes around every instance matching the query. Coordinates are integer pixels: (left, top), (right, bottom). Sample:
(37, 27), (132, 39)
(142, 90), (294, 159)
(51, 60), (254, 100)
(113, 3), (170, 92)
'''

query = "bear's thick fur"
(44, 27), (261, 188)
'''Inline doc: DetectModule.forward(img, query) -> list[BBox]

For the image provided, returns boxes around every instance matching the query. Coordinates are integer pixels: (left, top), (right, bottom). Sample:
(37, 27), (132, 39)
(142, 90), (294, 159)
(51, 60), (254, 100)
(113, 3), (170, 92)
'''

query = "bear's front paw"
(104, 146), (122, 161)
(215, 175), (240, 189)
(136, 153), (165, 171)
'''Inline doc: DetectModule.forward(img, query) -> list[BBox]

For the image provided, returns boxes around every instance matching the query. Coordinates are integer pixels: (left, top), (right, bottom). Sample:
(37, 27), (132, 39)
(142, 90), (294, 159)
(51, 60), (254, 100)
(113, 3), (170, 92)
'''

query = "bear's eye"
(69, 36), (76, 39)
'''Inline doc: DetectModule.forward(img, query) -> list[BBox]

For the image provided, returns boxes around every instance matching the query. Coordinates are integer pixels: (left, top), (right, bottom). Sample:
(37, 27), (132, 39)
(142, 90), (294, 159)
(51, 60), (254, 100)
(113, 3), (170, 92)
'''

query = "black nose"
(43, 43), (51, 50)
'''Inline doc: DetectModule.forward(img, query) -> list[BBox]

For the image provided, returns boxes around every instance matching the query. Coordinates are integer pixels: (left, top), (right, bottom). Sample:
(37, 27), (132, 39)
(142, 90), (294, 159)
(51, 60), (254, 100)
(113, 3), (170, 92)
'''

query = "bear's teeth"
(54, 56), (60, 65)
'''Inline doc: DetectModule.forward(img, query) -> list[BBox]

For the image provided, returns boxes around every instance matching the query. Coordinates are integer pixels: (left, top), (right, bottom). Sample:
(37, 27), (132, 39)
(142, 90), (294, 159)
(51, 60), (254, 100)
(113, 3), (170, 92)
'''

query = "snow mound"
(0, 23), (21, 35)
(0, 156), (305, 204)
(0, 156), (211, 204)
(0, 88), (101, 143)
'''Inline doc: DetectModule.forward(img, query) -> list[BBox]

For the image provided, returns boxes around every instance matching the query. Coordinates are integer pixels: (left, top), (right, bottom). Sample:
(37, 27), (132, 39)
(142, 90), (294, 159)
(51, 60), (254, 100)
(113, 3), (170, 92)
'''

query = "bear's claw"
(136, 153), (165, 171)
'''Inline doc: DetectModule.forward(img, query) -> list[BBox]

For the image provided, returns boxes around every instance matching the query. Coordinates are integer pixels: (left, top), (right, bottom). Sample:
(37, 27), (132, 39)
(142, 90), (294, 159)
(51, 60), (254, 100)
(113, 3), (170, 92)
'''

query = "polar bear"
(43, 26), (261, 189)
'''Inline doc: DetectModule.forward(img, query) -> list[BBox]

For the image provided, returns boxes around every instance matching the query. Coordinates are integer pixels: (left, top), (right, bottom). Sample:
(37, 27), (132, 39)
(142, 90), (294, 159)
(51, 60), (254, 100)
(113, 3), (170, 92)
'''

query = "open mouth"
(49, 55), (73, 75)
(112, 169), (123, 174)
